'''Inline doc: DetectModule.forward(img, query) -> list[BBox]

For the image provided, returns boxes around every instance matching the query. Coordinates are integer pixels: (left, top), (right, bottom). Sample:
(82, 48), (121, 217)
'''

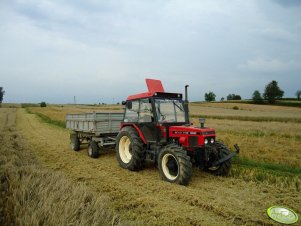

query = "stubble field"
(1, 102), (301, 225)
(29, 103), (301, 167)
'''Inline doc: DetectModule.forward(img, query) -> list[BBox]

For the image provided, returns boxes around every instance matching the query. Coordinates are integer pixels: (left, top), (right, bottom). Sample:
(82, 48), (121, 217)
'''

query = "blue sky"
(0, 0), (300, 104)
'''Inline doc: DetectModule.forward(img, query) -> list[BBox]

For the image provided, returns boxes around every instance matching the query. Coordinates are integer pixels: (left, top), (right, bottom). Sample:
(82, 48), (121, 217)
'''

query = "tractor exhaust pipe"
(184, 85), (190, 124)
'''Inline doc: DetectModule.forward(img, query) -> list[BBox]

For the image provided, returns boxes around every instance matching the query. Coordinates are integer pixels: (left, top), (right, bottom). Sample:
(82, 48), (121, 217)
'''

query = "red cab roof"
(127, 79), (165, 101)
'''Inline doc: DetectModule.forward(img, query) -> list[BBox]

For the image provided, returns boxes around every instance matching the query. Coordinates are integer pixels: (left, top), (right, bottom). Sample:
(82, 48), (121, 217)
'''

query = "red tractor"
(115, 79), (239, 185)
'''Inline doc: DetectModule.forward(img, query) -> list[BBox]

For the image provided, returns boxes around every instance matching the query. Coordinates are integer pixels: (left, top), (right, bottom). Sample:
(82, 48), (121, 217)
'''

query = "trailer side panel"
(66, 112), (123, 135)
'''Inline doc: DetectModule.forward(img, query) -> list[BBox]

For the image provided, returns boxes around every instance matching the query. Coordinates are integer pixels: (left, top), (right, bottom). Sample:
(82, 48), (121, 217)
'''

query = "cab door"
(137, 98), (158, 143)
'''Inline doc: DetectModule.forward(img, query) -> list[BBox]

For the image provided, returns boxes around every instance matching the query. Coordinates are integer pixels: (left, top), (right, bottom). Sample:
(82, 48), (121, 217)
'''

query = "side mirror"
(122, 101), (126, 105)
(126, 101), (132, 110)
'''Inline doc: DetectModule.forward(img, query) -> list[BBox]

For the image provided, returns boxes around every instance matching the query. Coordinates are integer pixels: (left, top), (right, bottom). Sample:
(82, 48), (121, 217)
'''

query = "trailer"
(66, 112), (123, 158)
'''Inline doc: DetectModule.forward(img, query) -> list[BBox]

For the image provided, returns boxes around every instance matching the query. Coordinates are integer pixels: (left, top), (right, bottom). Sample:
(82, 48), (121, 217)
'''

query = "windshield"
(155, 99), (185, 123)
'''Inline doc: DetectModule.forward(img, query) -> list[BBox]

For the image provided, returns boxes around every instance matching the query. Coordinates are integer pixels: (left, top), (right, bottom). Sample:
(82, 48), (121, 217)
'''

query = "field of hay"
(191, 102), (301, 118)
(27, 104), (123, 122)
(0, 108), (128, 225)
(1, 103), (300, 225)
(29, 103), (301, 167)
(0, 108), (133, 225)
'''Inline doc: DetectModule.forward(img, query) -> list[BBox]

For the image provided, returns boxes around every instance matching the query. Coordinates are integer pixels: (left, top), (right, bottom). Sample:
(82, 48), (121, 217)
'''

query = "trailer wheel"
(88, 140), (99, 158)
(206, 141), (231, 176)
(70, 134), (80, 151)
(116, 127), (145, 171)
(158, 144), (192, 186)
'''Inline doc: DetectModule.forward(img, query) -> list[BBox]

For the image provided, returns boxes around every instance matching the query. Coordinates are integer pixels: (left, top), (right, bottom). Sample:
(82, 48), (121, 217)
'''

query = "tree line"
(204, 92), (241, 102)
(204, 80), (300, 104)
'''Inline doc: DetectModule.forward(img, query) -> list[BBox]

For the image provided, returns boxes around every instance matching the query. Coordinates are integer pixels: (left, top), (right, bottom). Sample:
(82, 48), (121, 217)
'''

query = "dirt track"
(16, 109), (301, 225)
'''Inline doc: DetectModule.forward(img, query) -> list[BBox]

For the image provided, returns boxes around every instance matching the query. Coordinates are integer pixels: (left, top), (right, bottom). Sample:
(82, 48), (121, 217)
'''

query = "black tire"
(206, 141), (232, 176)
(88, 140), (100, 158)
(70, 134), (80, 151)
(115, 127), (146, 171)
(158, 144), (192, 186)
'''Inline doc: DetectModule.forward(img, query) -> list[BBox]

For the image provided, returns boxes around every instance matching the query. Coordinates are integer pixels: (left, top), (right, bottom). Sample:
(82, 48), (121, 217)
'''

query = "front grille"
(188, 136), (198, 147)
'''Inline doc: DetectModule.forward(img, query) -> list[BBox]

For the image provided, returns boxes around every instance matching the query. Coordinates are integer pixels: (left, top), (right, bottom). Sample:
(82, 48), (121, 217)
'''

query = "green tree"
(227, 94), (241, 100)
(227, 94), (234, 100)
(233, 95), (241, 100)
(263, 80), (284, 104)
(40, 102), (47, 107)
(0, 87), (5, 103)
(296, 90), (301, 100)
(204, 91), (216, 102)
(252, 90), (263, 104)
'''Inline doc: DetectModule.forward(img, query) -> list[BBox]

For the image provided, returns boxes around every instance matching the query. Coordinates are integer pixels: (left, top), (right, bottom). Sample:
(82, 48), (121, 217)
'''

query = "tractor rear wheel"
(70, 134), (80, 151)
(158, 144), (192, 185)
(88, 140), (99, 158)
(206, 141), (231, 176)
(115, 127), (146, 171)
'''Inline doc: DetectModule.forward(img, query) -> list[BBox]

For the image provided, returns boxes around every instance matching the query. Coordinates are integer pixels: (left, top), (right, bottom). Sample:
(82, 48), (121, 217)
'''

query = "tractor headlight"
(210, 138), (215, 144)
(204, 139), (208, 145)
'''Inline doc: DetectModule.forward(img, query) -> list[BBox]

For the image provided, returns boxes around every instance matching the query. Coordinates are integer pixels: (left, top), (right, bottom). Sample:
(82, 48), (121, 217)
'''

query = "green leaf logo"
(267, 206), (298, 224)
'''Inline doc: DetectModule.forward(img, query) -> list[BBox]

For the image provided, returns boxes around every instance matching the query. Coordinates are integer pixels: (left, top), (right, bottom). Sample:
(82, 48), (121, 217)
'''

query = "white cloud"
(255, 26), (299, 42)
(238, 58), (301, 72)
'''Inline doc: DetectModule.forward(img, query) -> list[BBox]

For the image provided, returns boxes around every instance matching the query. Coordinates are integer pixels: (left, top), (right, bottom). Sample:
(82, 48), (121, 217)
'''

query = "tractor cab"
(124, 95), (185, 124)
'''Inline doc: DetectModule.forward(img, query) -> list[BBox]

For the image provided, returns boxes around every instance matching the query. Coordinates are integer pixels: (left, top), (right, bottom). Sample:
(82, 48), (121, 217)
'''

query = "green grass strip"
(217, 129), (301, 141)
(36, 113), (65, 128)
(26, 108), (65, 128)
(233, 156), (301, 176)
(191, 114), (301, 123)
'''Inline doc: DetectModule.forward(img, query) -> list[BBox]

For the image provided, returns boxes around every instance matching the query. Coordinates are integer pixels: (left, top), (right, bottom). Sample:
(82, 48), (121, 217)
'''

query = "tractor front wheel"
(206, 141), (232, 176)
(158, 144), (192, 186)
(115, 127), (146, 171)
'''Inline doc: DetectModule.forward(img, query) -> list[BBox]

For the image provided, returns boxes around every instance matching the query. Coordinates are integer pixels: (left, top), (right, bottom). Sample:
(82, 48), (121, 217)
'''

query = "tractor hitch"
(210, 144), (240, 167)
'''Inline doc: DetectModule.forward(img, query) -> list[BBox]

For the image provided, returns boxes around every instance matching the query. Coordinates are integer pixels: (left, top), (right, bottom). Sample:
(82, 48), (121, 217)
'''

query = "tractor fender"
(120, 123), (147, 144)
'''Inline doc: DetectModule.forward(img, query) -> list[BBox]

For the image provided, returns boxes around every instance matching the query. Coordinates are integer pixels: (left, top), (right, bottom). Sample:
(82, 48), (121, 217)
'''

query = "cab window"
(124, 100), (139, 122)
(138, 98), (153, 123)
